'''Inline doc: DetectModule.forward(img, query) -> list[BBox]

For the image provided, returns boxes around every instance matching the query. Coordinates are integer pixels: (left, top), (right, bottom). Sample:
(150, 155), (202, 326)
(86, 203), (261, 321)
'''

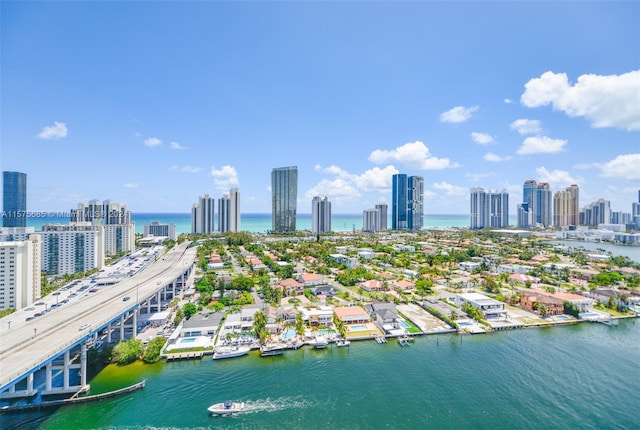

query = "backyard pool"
(349, 324), (369, 332)
(180, 337), (197, 344)
(281, 329), (296, 340)
(399, 321), (410, 329)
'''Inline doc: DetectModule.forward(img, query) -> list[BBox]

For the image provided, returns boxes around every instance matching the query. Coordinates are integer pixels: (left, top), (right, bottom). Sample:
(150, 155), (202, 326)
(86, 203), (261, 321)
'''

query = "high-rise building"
(144, 221), (177, 240)
(580, 199), (611, 226)
(408, 176), (424, 230)
(553, 185), (580, 227)
(567, 184), (579, 226)
(392, 174), (407, 230)
(271, 166), (298, 233)
(0, 234), (41, 311)
(71, 200), (134, 255)
(39, 223), (104, 275)
(518, 180), (537, 228)
(2, 171), (27, 228)
(470, 187), (509, 229)
(311, 196), (331, 234)
(375, 203), (388, 230)
(191, 194), (215, 234)
(218, 188), (241, 233)
(363, 208), (381, 233)
(536, 182), (553, 227)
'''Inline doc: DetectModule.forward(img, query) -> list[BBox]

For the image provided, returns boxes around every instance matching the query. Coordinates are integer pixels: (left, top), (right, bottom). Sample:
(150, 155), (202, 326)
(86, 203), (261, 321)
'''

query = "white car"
(78, 323), (91, 331)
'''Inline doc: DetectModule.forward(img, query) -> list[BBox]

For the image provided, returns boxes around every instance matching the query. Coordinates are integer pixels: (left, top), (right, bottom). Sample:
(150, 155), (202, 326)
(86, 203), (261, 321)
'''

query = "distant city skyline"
(1, 2), (638, 215)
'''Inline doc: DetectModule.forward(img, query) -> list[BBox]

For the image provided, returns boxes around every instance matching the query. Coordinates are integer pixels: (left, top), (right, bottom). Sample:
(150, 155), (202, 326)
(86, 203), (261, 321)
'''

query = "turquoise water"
(27, 213), (485, 235)
(179, 337), (196, 344)
(349, 324), (368, 331)
(16, 319), (639, 430)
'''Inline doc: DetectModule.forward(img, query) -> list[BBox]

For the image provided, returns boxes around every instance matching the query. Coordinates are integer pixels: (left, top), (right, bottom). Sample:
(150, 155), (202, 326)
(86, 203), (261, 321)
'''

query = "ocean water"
(27, 213), (514, 235)
(10, 319), (639, 430)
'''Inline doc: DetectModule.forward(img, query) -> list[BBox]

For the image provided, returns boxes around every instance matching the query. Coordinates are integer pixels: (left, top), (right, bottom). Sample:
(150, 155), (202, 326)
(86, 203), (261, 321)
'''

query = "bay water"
(14, 319), (640, 430)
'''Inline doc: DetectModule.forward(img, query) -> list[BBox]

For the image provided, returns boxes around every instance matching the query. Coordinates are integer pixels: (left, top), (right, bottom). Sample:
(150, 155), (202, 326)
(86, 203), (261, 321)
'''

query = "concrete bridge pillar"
(107, 322), (113, 343)
(63, 350), (70, 390)
(156, 291), (162, 311)
(120, 314), (125, 340)
(81, 343), (87, 387)
(45, 362), (52, 391)
(133, 308), (138, 336)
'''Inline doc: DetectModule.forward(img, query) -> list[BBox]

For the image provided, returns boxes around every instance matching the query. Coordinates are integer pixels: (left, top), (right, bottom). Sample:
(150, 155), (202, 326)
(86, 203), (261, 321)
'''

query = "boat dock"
(375, 336), (387, 344)
(165, 351), (205, 361)
(1, 380), (146, 413)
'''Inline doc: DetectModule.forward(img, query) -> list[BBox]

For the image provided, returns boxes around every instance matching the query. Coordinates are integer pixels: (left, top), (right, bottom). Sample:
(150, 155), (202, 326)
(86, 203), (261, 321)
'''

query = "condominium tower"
(271, 166), (298, 233)
(311, 196), (331, 234)
(218, 188), (241, 233)
(392, 174), (424, 230)
(553, 184), (579, 227)
(2, 171), (27, 228)
(71, 200), (134, 255)
(191, 194), (215, 234)
(375, 203), (388, 231)
(470, 187), (509, 229)
(536, 182), (553, 227)
(0, 235), (41, 311)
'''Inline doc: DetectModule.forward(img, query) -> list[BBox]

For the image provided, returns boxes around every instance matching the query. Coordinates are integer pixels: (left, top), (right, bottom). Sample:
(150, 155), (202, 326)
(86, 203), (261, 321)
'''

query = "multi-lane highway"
(0, 241), (197, 392)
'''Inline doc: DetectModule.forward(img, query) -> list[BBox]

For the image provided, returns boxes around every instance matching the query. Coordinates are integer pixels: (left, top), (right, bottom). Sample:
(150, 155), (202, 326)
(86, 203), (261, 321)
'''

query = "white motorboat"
(212, 345), (250, 360)
(208, 400), (245, 415)
(335, 339), (350, 347)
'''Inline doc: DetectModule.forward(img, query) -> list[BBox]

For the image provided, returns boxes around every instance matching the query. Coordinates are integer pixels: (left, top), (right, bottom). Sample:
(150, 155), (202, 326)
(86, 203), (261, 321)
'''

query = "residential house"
(334, 306), (371, 325)
(311, 285), (337, 297)
(279, 278), (304, 296)
(298, 272), (323, 286)
(302, 306), (334, 327)
(519, 291), (564, 316)
(393, 279), (415, 293)
(454, 292), (508, 320)
(359, 279), (384, 292)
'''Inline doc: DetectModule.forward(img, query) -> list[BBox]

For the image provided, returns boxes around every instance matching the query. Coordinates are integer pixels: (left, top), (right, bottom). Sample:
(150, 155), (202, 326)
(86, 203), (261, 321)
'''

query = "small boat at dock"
(335, 339), (350, 347)
(213, 345), (250, 360)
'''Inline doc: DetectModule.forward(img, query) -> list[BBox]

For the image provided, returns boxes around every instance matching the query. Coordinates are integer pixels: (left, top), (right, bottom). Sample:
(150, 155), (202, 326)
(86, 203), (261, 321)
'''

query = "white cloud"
(305, 178), (361, 202)
(144, 137), (162, 147)
(535, 167), (584, 189)
(510, 119), (543, 135)
(210, 165), (239, 190)
(169, 141), (185, 150)
(516, 136), (567, 155)
(471, 132), (495, 145)
(368, 141), (459, 170)
(123, 183), (138, 189)
(37, 121), (68, 140)
(432, 181), (467, 196)
(439, 105), (479, 123)
(483, 152), (512, 162)
(596, 153), (640, 181)
(315, 164), (398, 193)
(521, 70), (640, 131)
(171, 165), (202, 173)
(504, 98), (514, 104)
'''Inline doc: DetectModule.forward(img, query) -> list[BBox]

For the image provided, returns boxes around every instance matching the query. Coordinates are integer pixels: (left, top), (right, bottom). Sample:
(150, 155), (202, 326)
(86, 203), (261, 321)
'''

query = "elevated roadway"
(0, 241), (198, 393)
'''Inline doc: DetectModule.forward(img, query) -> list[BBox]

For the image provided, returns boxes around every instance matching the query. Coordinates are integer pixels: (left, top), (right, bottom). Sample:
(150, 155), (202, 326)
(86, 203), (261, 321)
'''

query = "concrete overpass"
(0, 241), (198, 399)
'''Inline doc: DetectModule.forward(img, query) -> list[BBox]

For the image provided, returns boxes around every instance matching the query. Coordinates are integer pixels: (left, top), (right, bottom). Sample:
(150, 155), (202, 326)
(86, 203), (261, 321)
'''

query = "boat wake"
(240, 396), (314, 414)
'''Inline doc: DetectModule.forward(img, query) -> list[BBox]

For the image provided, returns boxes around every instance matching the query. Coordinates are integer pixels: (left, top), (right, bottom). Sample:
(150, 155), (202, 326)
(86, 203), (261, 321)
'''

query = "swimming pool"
(399, 321), (410, 329)
(281, 328), (296, 340)
(180, 337), (197, 344)
(349, 324), (369, 332)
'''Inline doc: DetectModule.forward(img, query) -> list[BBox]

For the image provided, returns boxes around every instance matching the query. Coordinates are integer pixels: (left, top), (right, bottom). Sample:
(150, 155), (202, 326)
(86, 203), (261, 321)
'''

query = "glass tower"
(271, 166), (298, 233)
(2, 171), (27, 227)
(392, 174), (408, 230)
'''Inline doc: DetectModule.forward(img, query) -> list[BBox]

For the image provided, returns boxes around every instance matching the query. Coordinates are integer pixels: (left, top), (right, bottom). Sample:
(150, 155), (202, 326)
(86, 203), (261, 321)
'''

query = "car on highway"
(78, 323), (91, 331)
(123, 296), (130, 301)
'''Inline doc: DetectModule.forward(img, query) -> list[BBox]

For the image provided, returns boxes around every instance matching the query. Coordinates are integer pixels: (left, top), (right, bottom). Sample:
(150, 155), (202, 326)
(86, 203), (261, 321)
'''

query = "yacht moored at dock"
(212, 345), (251, 360)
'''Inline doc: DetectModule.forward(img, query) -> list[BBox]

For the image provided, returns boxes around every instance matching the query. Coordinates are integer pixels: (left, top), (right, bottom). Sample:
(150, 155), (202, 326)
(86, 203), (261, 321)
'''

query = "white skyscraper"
(144, 221), (177, 240)
(363, 208), (381, 233)
(39, 223), (104, 276)
(218, 188), (241, 233)
(71, 200), (135, 255)
(191, 194), (215, 234)
(470, 188), (509, 229)
(311, 196), (331, 234)
(0, 234), (41, 311)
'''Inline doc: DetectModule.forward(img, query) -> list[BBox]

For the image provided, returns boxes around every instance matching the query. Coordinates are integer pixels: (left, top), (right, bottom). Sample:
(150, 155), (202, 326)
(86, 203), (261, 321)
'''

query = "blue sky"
(1, 1), (638, 216)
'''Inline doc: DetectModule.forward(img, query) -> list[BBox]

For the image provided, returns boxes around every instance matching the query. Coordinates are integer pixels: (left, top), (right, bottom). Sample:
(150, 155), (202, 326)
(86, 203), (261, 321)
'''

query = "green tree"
(111, 338), (142, 365)
(183, 302), (197, 320)
(142, 337), (166, 363)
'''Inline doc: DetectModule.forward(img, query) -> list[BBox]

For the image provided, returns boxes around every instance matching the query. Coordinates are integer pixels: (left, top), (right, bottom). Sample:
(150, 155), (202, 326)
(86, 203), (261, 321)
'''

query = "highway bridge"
(0, 241), (198, 399)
